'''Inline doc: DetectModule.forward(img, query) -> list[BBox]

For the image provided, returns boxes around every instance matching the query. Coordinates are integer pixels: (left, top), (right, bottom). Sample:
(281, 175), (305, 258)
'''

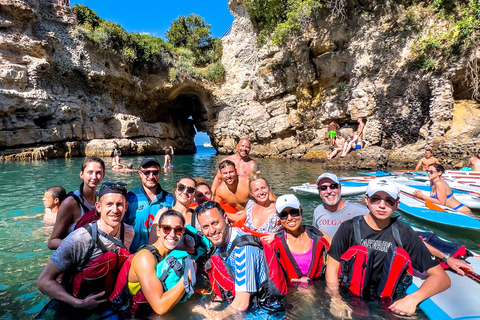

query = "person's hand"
(330, 296), (352, 319)
(446, 257), (473, 276)
(74, 291), (107, 310)
(388, 295), (418, 316)
(176, 242), (196, 255)
(290, 276), (310, 283)
(413, 190), (424, 199)
(261, 233), (275, 243)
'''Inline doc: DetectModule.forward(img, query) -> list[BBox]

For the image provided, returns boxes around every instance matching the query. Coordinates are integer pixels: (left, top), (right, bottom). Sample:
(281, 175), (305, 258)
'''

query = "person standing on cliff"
(467, 149), (480, 171)
(328, 121), (340, 148)
(415, 149), (441, 172)
(210, 139), (259, 196)
(123, 158), (174, 253)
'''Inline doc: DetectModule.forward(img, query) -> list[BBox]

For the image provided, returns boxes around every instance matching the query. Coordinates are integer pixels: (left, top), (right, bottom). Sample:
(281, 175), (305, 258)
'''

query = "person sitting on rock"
(326, 135), (346, 160)
(340, 117), (365, 158)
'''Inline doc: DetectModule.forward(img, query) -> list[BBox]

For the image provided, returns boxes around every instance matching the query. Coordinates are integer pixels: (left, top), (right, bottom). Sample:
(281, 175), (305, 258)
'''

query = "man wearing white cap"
(325, 178), (450, 317)
(312, 173), (368, 238)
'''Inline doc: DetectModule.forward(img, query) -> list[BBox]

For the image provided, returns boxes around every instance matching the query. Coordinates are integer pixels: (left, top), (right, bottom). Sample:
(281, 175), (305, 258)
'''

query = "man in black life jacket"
(196, 201), (285, 319)
(325, 178), (450, 318)
(37, 183), (134, 318)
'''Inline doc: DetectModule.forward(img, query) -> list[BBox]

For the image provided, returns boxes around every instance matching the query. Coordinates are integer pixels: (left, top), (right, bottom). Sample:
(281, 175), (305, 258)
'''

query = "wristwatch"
(442, 253), (451, 263)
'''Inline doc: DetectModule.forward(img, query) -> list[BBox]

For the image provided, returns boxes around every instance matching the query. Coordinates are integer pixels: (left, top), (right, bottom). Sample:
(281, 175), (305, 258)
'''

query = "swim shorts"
(329, 131), (337, 138)
(355, 144), (362, 150)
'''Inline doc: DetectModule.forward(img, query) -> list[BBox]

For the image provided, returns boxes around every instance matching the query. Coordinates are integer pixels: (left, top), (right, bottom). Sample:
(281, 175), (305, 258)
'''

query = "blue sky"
(71, 0), (231, 145)
(70, 0), (234, 39)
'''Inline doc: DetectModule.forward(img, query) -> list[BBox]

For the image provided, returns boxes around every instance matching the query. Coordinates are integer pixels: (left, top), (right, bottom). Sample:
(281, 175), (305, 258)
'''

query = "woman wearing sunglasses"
(149, 176), (198, 244)
(413, 163), (472, 214)
(271, 194), (331, 283)
(110, 210), (194, 315)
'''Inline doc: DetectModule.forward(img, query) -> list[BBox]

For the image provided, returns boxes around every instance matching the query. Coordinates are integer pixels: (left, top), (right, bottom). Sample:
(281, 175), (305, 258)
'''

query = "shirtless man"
(214, 160), (250, 222)
(415, 149), (441, 172)
(326, 135), (346, 160)
(467, 149), (480, 171)
(340, 117), (365, 158)
(211, 139), (259, 196)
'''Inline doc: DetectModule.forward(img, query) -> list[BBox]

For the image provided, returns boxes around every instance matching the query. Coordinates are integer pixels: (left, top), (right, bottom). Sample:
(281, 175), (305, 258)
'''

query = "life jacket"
(68, 190), (98, 231)
(338, 216), (413, 299)
(184, 224), (214, 262)
(219, 200), (238, 214)
(271, 226), (330, 281)
(416, 231), (472, 269)
(109, 246), (196, 313)
(204, 233), (287, 310)
(62, 221), (130, 300)
(230, 216), (268, 238)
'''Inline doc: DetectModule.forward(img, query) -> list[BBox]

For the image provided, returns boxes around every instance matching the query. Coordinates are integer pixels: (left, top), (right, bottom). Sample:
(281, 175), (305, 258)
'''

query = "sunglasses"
(197, 201), (221, 214)
(159, 224), (185, 236)
(426, 170), (436, 174)
(318, 183), (339, 191)
(278, 208), (301, 220)
(141, 170), (160, 177)
(177, 183), (196, 195)
(368, 196), (398, 207)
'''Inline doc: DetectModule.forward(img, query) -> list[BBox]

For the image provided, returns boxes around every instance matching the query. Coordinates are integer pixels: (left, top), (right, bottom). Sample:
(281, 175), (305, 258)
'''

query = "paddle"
(400, 190), (447, 212)
(460, 267), (480, 284)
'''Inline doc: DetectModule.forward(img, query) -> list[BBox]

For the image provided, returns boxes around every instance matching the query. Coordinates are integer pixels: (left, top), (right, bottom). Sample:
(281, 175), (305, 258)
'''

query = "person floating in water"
(14, 186), (67, 225)
(467, 149), (480, 171)
(415, 149), (441, 172)
(163, 146), (174, 170)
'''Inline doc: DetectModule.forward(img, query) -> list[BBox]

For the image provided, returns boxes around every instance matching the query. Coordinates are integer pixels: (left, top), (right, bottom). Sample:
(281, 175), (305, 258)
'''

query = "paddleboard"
(407, 255), (480, 320)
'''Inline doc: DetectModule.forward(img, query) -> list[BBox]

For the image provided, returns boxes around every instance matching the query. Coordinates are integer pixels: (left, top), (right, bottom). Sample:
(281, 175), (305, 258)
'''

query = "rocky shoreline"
(1, 0), (479, 169)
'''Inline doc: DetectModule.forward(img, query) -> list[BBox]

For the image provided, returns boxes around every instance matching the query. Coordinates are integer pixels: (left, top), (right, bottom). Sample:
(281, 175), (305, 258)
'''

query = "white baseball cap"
(366, 178), (399, 199)
(276, 194), (301, 213)
(316, 173), (340, 185)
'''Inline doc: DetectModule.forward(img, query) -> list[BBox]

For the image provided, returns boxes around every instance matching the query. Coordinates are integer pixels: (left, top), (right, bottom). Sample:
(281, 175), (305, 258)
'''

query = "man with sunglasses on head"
(325, 178), (450, 318)
(123, 158), (175, 253)
(37, 183), (134, 318)
(313, 173), (369, 239)
(196, 201), (286, 319)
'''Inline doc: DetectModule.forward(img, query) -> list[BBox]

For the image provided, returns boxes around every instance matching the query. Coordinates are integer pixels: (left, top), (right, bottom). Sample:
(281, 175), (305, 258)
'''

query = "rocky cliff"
(1, 0), (479, 169)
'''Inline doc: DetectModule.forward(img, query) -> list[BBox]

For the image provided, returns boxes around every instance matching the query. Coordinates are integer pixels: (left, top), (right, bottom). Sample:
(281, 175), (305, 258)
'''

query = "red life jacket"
(338, 216), (413, 298)
(271, 226), (330, 281)
(62, 222), (130, 300)
(109, 245), (163, 313)
(74, 209), (99, 230)
(204, 232), (287, 309)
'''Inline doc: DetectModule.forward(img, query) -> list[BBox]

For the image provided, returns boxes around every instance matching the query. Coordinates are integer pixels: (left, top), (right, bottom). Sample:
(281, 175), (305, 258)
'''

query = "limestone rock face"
(2, 0), (480, 169)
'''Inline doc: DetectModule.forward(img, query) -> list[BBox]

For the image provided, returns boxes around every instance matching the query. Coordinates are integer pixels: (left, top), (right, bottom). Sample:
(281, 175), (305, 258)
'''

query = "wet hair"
(158, 209), (185, 226)
(219, 159), (236, 171)
(165, 148), (172, 156)
(425, 149), (432, 154)
(248, 172), (270, 192)
(195, 177), (210, 186)
(429, 163), (444, 174)
(81, 156), (105, 173)
(45, 186), (67, 202)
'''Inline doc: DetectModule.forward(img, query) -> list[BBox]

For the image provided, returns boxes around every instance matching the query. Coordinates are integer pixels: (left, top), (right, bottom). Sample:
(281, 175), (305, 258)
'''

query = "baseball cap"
(316, 173), (340, 185)
(366, 178), (399, 199)
(276, 194), (301, 213)
(140, 158), (160, 168)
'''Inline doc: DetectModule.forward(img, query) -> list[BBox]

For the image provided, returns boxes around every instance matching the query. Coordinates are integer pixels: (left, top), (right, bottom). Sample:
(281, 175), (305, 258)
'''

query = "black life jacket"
(416, 231), (472, 268)
(62, 222), (130, 299)
(338, 216), (413, 298)
(271, 226), (330, 281)
(204, 233), (287, 311)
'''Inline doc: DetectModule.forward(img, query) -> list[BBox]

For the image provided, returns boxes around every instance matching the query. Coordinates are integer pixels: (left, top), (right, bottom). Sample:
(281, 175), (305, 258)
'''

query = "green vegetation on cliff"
(72, 5), (224, 83)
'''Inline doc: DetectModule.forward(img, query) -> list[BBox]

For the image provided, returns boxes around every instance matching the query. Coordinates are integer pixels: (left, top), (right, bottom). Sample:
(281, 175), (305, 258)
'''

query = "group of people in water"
(34, 138), (478, 319)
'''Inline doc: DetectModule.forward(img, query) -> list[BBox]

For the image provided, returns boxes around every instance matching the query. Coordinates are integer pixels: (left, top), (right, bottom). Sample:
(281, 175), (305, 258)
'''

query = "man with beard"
(214, 160), (250, 221)
(211, 139), (259, 196)
(312, 173), (368, 238)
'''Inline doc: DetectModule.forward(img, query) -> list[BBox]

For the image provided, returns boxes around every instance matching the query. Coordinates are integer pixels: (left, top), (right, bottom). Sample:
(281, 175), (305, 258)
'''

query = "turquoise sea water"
(0, 146), (477, 319)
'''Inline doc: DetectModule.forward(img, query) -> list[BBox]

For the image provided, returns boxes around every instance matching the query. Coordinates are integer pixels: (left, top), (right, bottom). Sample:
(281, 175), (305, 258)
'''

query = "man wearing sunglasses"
(123, 158), (175, 253)
(467, 149), (480, 171)
(325, 179), (450, 317)
(312, 173), (368, 238)
(38, 183), (134, 317)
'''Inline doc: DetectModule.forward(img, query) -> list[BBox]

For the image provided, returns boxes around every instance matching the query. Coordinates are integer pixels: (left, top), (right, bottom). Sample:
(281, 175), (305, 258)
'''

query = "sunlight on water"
(0, 147), (474, 319)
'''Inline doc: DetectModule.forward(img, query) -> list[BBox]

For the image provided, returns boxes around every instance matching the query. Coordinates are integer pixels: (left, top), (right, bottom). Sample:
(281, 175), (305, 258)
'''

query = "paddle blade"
(424, 199), (447, 212)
